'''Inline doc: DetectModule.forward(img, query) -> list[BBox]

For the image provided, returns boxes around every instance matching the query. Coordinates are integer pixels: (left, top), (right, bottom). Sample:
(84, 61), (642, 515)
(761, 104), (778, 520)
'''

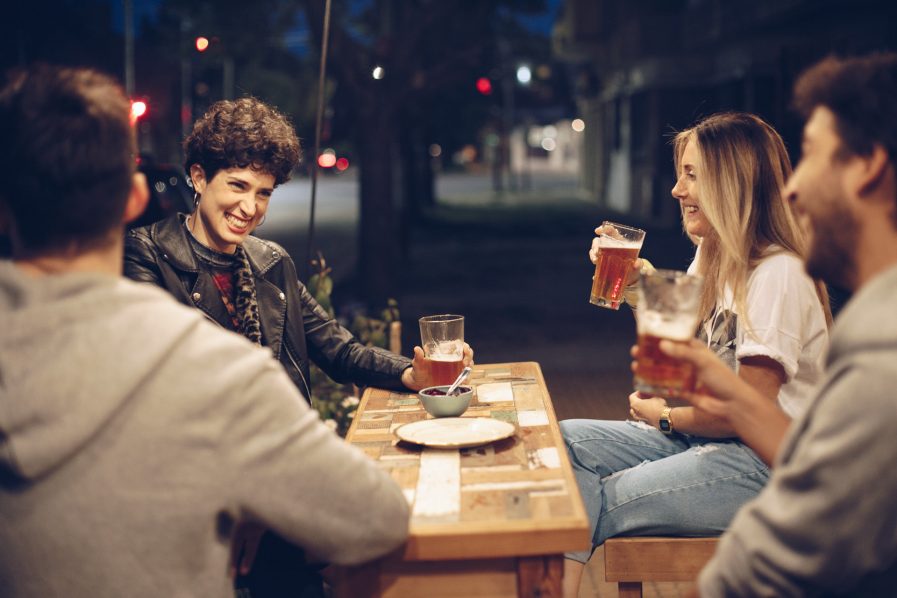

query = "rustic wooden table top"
(345, 361), (590, 562)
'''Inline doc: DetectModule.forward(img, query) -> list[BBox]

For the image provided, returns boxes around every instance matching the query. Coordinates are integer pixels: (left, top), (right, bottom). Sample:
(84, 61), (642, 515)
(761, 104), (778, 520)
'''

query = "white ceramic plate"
(394, 417), (516, 449)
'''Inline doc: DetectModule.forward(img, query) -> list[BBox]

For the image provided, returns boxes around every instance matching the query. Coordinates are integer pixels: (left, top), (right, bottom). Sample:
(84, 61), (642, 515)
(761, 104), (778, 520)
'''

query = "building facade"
(553, 0), (897, 225)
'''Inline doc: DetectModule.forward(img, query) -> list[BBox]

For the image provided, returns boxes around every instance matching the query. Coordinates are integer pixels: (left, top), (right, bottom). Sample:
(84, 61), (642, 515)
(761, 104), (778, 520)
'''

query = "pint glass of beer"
(634, 270), (703, 396)
(590, 222), (646, 309)
(419, 314), (465, 386)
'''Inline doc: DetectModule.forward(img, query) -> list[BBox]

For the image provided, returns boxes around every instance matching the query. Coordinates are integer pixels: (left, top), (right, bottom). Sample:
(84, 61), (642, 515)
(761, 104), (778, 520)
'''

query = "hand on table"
(401, 343), (475, 391)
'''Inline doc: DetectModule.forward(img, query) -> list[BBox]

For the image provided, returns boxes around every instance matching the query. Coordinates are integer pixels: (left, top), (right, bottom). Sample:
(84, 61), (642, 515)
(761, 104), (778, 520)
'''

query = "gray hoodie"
(0, 261), (409, 597)
(698, 264), (897, 597)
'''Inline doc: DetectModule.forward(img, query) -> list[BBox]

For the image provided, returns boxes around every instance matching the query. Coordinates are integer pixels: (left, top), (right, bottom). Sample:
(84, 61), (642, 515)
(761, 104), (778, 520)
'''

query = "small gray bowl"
(419, 385), (473, 418)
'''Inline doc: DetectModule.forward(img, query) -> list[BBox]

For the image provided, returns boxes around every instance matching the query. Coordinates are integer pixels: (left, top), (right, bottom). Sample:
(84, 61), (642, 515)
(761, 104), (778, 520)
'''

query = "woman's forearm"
(724, 391), (790, 465)
(667, 406), (738, 438)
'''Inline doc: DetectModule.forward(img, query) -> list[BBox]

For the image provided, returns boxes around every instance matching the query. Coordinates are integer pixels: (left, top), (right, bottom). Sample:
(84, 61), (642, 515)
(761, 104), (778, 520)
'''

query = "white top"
(689, 247), (829, 418)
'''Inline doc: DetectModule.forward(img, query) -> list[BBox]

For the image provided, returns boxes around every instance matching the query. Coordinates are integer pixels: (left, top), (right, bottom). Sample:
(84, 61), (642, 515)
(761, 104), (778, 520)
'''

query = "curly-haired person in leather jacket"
(124, 97), (473, 598)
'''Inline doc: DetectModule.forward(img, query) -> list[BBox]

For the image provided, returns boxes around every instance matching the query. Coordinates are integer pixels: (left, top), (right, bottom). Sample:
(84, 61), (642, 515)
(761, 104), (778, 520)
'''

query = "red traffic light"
(475, 77), (492, 95)
(130, 100), (148, 124)
(195, 36), (210, 52)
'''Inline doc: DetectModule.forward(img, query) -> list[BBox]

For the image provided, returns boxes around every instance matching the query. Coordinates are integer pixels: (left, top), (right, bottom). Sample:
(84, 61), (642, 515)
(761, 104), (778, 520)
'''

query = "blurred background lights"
(372, 65), (385, 80)
(335, 157), (349, 171)
(542, 124), (557, 138)
(195, 36), (209, 52)
(527, 127), (542, 147)
(317, 148), (337, 168)
(571, 118), (585, 132)
(129, 100), (147, 123)
(428, 143), (442, 158)
(475, 77), (492, 95)
(541, 137), (557, 152)
(516, 65), (532, 85)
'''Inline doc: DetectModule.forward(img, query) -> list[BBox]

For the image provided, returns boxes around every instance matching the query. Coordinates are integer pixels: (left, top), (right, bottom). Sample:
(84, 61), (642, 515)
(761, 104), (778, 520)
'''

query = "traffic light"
(475, 77), (492, 96)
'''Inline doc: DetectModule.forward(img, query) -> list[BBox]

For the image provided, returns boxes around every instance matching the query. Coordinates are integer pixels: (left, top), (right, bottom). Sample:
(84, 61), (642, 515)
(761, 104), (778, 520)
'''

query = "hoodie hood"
(0, 261), (201, 480)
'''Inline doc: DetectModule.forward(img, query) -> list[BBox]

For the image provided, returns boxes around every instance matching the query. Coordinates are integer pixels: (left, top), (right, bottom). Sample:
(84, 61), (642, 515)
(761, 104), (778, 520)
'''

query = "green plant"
(306, 252), (399, 436)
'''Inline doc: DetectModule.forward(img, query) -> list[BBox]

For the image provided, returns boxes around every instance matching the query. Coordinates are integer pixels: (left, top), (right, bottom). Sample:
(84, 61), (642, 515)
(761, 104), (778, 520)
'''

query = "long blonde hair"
(673, 112), (832, 328)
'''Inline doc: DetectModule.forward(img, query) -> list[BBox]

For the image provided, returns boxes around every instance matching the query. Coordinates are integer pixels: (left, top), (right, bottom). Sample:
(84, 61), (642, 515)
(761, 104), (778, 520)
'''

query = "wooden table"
(332, 362), (590, 598)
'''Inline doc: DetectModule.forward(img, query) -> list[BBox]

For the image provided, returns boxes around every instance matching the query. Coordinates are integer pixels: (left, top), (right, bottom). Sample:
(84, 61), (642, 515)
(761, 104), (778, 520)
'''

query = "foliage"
(306, 252), (399, 436)
(300, 0), (553, 303)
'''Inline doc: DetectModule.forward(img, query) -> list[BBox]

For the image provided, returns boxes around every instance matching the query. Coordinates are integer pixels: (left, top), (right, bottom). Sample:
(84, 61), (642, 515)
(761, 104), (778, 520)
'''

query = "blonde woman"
(560, 112), (831, 597)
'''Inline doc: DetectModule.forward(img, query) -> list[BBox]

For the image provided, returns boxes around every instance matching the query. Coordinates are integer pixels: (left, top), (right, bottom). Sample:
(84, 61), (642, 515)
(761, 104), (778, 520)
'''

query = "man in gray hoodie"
(0, 66), (409, 596)
(658, 53), (897, 596)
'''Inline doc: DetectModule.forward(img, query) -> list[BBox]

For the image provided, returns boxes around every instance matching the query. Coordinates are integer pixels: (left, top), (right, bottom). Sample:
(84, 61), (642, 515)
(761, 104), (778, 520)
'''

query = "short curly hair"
(183, 97), (301, 186)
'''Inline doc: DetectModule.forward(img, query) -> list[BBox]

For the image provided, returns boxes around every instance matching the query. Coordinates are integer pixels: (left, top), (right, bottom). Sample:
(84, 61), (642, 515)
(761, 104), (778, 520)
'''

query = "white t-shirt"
(688, 247), (829, 418)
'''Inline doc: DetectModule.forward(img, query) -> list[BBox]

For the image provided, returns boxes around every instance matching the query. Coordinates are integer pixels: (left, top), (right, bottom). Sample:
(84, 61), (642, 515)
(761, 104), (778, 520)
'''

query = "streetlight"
(130, 100), (148, 124)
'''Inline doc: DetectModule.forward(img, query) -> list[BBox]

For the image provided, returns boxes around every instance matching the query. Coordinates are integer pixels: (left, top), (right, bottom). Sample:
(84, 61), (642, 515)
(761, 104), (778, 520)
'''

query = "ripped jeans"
(560, 419), (769, 563)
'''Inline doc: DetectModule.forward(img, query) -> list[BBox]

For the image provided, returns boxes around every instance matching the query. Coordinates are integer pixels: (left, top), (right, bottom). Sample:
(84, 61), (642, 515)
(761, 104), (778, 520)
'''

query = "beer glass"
(634, 270), (703, 395)
(589, 222), (646, 309)
(418, 314), (465, 386)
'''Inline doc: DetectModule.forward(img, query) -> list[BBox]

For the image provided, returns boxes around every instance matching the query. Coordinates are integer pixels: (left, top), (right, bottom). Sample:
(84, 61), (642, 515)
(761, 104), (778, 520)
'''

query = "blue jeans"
(560, 419), (769, 563)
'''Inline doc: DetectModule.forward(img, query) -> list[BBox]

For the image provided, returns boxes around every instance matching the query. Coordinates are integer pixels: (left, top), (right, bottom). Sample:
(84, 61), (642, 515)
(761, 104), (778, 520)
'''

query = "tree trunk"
(398, 116), (434, 258)
(356, 90), (399, 306)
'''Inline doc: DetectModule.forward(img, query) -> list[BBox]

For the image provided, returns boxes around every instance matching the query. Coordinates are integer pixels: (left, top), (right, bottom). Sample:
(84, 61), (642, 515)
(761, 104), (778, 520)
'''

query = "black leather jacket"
(124, 214), (411, 401)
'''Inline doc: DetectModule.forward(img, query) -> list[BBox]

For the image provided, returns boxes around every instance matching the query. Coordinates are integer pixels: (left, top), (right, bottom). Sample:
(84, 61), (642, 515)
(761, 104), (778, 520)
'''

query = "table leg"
(516, 555), (563, 598)
(330, 561), (380, 598)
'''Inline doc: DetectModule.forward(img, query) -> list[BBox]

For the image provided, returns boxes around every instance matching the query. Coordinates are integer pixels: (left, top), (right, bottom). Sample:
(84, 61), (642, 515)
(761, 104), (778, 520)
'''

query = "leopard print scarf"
(233, 246), (263, 345)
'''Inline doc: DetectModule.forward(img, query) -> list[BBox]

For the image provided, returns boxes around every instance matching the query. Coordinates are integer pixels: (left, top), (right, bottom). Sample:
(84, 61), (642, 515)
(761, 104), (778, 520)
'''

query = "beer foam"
(637, 310), (698, 340)
(426, 340), (463, 359)
(599, 236), (642, 249)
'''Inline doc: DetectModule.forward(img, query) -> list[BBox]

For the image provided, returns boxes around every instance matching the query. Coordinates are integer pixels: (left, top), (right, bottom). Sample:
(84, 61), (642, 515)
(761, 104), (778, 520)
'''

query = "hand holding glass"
(589, 222), (646, 309)
(634, 270), (703, 396)
(418, 314), (465, 386)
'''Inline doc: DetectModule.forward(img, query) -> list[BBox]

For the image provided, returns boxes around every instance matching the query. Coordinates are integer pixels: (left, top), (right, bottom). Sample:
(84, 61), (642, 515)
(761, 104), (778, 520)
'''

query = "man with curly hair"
(125, 98), (472, 596)
(0, 66), (410, 597)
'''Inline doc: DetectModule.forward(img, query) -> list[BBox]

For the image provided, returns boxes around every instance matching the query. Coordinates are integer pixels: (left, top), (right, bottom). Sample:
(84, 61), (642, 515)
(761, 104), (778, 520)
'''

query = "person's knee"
(559, 418), (578, 440)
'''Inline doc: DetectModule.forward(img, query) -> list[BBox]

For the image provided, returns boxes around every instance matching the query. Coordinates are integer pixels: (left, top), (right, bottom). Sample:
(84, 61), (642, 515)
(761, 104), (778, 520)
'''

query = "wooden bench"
(604, 537), (719, 598)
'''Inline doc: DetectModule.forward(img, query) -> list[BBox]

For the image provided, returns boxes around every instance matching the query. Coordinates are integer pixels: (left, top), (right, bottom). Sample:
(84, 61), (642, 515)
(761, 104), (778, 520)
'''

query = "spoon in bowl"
(446, 366), (472, 396)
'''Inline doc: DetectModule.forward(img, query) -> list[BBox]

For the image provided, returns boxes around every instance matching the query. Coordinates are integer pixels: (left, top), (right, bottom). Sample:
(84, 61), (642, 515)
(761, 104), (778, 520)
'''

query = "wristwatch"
(659, 407), (674, 435)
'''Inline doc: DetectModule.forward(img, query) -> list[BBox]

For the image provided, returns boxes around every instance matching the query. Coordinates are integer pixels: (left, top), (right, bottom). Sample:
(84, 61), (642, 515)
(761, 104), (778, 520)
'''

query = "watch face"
(659, 419), (672, 432)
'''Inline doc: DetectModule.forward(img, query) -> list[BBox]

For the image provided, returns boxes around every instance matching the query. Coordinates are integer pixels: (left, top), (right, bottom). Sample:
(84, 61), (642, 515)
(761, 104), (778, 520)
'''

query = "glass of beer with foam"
(418, 314), (465, 386)
(590, 222), (646, 309)
(634, 270), (703, 396)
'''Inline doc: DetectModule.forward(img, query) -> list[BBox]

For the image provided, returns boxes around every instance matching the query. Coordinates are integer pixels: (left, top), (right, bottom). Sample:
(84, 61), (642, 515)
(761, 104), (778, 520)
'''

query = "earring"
(193, 192), (200, 210)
